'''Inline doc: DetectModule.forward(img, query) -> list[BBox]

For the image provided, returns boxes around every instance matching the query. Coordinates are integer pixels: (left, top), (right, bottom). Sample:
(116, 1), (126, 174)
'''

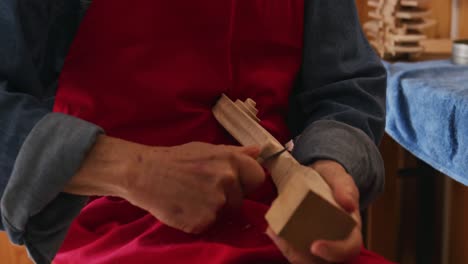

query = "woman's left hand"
(267, 159), (362, 264)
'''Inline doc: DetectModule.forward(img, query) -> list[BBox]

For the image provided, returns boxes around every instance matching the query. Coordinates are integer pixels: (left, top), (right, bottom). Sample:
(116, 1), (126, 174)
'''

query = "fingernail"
(347, 202), (357, 212)
(344, 196), (357, 212)
(312, 243), (329, 256)
(311, 244), (321, 255)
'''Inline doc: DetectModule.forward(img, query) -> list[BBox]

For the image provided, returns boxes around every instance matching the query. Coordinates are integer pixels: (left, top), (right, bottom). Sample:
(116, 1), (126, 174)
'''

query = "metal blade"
(259, 147), (288, 164)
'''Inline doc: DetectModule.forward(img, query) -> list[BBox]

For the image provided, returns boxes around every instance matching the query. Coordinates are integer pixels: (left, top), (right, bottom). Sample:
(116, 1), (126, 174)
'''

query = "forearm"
(290, 0), (386, 208)
(64, 135), (144, 198)
(0, 113), (103, 263)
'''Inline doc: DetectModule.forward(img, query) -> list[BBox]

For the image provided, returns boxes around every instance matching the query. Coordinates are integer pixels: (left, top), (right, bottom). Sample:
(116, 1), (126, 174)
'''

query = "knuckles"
(211, 194), (227, 211)
(150, 143), (249, 235)
(219, 170), (237, 186)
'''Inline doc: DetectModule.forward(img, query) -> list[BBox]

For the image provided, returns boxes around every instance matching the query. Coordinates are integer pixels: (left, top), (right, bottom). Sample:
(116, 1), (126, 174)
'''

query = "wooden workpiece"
(212, 94), (356, 252)
(365, 0), (436, 58)
(401, 0), (431, 8)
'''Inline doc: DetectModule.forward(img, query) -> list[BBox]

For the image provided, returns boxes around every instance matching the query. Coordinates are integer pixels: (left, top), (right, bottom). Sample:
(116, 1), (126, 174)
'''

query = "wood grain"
(212, 94), (356, 252)
(0, 232), (32, 264)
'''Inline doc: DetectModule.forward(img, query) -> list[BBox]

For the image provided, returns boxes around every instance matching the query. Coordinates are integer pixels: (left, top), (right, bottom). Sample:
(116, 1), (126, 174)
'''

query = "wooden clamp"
(213, 94), (356, 252)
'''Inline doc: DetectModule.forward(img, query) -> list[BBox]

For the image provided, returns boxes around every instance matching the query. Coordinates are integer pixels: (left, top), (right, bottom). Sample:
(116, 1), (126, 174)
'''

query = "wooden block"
(368, 12), (382, 21)
(386, 43), (424, 53)
(395, 9), (432, 19)
(365, 30), (381, 39)
(390, 27), (409, 35)
(212, 94), (356, 252)
(401, 0), (431, 8)
(367, 0), (383, 9)
(402, 18), (437, 30)
(266, 166), (357, 252)
(364, 20), (382, 33)
(388, 33), (427, 42)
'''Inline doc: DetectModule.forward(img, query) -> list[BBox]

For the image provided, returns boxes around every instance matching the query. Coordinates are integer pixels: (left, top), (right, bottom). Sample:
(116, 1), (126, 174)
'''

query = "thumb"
(223, 145), (264, 194)
(224, 145), (261, 158)
(239, 145), (261, 158)
(233, 151), (265, 194)
(330, 176), (358, 213)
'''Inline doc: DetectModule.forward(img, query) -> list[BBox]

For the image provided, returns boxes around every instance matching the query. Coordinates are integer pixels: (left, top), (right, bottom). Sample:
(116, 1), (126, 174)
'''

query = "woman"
(0, 0), (390, 263)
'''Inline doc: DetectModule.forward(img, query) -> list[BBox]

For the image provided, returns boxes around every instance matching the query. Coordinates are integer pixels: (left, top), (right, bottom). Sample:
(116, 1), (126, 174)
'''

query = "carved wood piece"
(212, 94), (356, 252)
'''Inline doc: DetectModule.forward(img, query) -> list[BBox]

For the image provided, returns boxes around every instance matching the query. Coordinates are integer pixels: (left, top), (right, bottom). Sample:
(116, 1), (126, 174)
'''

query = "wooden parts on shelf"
(365, 0), (436, 58)
(212, 94), (356, 252)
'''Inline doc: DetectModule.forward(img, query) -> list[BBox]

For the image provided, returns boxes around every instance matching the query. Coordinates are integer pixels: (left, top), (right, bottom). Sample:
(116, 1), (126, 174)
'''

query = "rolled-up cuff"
(292, 120), (384, 209)
(1, 113), (103, 263)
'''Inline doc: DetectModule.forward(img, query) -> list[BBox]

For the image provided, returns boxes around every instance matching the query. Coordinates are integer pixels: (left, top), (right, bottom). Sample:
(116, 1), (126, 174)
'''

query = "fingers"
(223, 170), (244, 208)
(267, 228), (327, 264)
(223, 144), (265, 193)
(308, 160), (362, 262)
(232, 149), (266, 194)
(329, 175), (359, 213)
(311, 225), (362, 263)
(239, 145), (262, 158)
(217, 145), (264, 207)
(311, 160), (359, 213)
(224, 145), (263, 159)
(164, 210), (217, 234)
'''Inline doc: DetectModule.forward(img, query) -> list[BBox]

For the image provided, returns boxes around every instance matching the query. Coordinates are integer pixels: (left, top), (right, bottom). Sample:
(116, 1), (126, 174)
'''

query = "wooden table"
(0, 232), (32, 264)
(445, 178), (468, 264)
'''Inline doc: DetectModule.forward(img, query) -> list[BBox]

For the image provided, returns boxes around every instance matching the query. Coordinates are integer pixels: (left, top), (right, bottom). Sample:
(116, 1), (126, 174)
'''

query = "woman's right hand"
(126, 141), (265, 233)
(65, 136), (265, 234)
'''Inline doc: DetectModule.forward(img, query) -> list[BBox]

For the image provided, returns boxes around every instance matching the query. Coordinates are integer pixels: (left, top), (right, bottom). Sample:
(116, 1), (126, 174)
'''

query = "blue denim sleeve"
(290, 0), (387, 208)
(0, 1), (102, 263)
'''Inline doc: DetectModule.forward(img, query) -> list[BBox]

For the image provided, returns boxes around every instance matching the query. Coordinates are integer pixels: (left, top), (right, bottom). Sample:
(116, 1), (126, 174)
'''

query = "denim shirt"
(0, 0), (386, 263)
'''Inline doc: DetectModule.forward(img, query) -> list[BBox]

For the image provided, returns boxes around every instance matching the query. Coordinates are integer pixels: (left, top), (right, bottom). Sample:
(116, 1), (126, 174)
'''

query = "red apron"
(53, 1), (393, 263)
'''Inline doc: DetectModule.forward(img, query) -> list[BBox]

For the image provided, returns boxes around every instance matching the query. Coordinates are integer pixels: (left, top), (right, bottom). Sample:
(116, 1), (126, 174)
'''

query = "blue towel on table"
(384, 60), (468, 185)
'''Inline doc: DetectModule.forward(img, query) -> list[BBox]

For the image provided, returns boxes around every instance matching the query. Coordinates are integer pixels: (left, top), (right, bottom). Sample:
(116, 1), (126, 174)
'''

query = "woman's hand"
(126, 141), (266, 234)
(267, 160), (362, 263)
(64, 136), (265, 234)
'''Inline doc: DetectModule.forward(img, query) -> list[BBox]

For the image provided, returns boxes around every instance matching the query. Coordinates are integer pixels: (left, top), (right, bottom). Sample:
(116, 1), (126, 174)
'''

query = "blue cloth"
(385, 60), (468, 185)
